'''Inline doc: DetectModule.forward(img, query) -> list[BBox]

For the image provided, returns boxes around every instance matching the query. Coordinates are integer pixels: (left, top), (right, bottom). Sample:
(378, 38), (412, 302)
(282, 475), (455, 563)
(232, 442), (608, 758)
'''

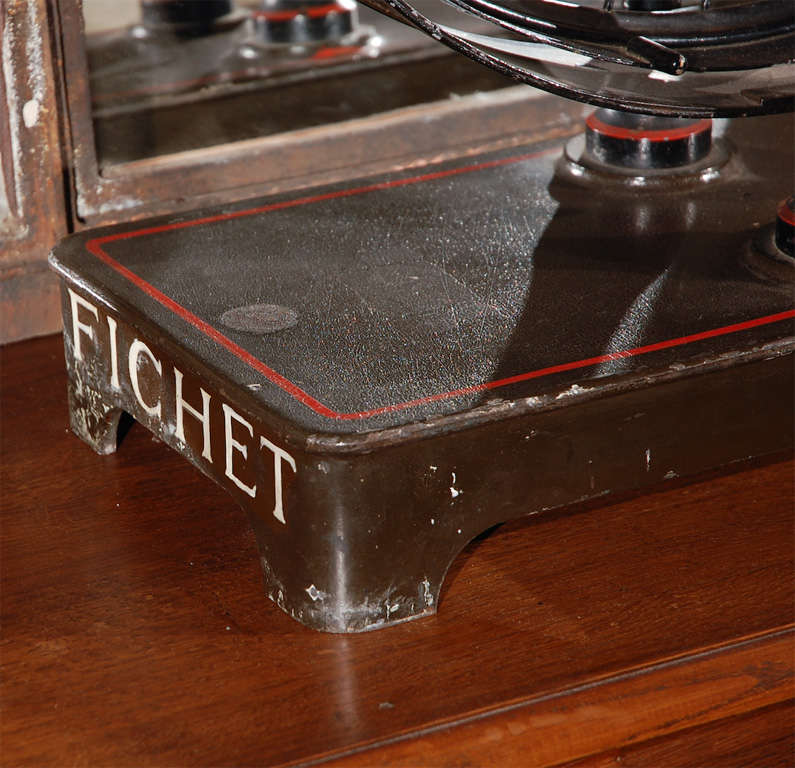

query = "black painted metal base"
(50, 112), (794, 632)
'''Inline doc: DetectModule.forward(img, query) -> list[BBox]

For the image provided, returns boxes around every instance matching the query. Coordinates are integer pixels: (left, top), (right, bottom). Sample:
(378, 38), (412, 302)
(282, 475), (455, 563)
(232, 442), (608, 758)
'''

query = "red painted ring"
(777, 198), (795, 227)
(253, 3), (349, 22)
(586, 113), (712, 143)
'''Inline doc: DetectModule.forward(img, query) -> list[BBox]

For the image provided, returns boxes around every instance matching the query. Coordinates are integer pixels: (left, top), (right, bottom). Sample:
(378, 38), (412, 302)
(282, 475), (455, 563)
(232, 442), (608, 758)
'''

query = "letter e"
(222, 404), (256, 498)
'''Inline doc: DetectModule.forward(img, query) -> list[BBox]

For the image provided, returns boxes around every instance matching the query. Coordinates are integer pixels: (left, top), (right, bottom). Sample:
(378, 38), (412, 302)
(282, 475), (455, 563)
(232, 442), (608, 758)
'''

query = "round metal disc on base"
(775, 196), (795, 258)
(253, 0), (360, 45)
(744, 196), (795, 284)
(584, 109), (712, 171)
(139, 0), (247, 33)
(563, 109), (728, 189)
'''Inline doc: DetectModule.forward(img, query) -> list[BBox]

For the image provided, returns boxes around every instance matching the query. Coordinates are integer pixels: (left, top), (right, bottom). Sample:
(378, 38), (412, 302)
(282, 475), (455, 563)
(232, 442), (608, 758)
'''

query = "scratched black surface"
(51, 114), (795, 436)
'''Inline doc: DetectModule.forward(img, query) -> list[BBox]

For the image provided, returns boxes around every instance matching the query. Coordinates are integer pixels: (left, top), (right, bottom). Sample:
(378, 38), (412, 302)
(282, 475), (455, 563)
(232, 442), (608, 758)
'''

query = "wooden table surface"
(2, 334), (793, 767)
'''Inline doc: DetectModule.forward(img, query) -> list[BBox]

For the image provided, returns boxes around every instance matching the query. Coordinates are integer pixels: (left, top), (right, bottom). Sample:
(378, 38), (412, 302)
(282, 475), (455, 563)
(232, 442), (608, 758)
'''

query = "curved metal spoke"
(357, 0), (795, 116)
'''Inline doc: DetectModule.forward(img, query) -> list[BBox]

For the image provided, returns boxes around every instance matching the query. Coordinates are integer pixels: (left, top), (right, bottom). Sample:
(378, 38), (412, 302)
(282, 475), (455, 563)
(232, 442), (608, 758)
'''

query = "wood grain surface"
(2, 334), (793, 767)
(560, 702), (795, 768)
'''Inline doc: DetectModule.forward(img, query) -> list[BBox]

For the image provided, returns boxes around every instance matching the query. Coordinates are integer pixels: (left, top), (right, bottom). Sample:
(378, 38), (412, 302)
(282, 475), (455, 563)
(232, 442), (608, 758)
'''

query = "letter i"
(107, 316), (120, 389)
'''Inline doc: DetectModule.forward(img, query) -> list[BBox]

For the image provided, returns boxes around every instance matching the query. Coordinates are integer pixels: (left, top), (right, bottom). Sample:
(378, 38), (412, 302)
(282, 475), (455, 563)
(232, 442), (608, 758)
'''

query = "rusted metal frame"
(56, 0), (102, 224)
(1, 0), (58, 250)
(0, 28), (19, 221)
(57, 0), (586, 228)
(84, 91), (585, 226)
(0, 0), (69, 342)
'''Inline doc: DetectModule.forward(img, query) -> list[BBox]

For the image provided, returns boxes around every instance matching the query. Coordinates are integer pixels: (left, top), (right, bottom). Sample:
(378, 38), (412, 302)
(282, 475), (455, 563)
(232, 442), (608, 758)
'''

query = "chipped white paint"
(430, 465), (438, 472)
(95, 195), (145, 215)
(25, 1), (46, 105)
(430, 518), (435, 525)
(22, 99), (39, 127)
(645, 448), (651, 472)
(0, 1), (47, 213)
(305, 584), (326, 602)
(664, 470), (679, 479)
(450, 471), (462, 498)
(422, 578), (434, 607)
(555, 383), (589, 400)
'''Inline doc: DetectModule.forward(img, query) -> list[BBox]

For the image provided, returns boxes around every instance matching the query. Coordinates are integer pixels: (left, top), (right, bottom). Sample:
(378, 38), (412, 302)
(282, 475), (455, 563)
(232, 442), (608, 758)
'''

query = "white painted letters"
(65, 296), (298, 523)
(174, 367), (212, 462)
(260, 436), (296, 524)
(128, 339), (162, 417)
(107, 316), (120, 389)
(68, 288), (98, 362)
(222, 403), (257, 498)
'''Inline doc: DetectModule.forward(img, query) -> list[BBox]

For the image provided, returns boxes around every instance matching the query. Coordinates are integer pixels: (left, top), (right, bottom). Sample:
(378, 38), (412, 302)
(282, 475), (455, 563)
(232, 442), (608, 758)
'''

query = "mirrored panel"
(82, 0), (512, 166)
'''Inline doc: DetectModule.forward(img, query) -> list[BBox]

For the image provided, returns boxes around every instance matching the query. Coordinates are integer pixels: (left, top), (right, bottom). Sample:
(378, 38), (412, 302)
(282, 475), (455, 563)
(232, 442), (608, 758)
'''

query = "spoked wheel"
(359, 0), (794, 115)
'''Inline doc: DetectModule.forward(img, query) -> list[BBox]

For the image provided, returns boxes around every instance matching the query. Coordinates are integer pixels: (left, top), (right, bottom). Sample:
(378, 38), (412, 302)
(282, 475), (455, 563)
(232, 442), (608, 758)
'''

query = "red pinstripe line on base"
(312, 45), (362, 60)
(89, 150), (549, 247)
(84, 151), (795, 421)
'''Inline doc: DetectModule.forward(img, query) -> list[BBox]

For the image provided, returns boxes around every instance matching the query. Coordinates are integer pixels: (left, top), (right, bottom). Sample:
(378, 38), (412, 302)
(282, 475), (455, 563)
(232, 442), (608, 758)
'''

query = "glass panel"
(82, 0), (512, 167)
